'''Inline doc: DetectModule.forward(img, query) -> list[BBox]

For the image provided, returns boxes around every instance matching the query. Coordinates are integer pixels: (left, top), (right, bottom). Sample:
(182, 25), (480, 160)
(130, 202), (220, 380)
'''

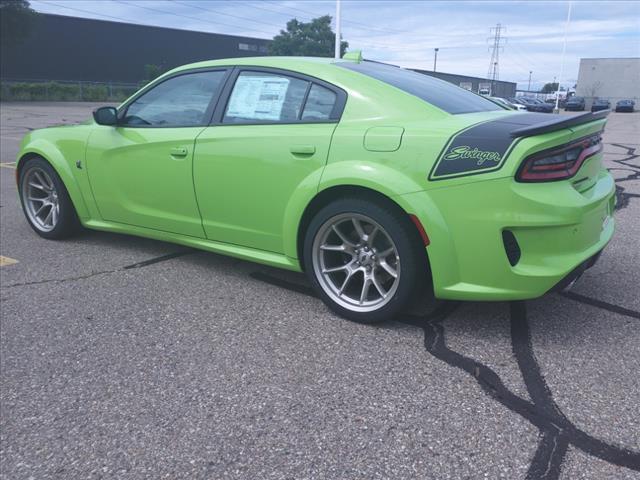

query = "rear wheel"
(18, 157), (80, 239)
(303, 197), (427, 323)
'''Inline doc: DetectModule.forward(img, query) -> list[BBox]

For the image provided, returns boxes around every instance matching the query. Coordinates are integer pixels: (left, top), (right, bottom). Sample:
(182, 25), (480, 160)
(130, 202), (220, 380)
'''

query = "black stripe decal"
(429, 113), (555, 181)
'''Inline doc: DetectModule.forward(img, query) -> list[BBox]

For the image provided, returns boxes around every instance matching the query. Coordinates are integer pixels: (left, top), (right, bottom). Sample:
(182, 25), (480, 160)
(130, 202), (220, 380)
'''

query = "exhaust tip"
(562, 275), (582, 292)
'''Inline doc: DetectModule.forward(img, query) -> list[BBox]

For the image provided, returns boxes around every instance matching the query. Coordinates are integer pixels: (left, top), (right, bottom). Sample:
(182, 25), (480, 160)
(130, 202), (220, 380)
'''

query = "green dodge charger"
(16, 55), (615, 323)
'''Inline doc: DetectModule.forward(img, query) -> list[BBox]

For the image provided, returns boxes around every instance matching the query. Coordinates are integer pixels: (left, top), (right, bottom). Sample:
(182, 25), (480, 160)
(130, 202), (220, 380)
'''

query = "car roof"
(169, 56), (338, 74)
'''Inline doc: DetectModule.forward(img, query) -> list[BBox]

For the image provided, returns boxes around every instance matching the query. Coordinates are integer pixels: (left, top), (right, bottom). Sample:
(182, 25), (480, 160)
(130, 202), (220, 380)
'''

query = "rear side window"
(301, 84), (337, 121)
(223, 71), (309, 123)
(337, 61), (501, 114)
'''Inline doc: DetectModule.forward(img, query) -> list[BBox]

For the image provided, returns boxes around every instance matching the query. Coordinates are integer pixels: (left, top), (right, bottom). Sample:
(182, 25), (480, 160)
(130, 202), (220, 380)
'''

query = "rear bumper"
(549, 249), (602, 293)
(401, 169), (616, 301)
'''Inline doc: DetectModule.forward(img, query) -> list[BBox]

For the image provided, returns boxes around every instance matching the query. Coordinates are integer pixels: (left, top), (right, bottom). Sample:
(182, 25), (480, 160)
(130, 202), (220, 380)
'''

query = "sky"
(29, 0), (640, 90)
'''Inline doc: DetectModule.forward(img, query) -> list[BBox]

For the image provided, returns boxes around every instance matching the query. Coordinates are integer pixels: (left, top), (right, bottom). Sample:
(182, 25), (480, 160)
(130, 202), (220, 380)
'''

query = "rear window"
(337, 61), (502, 114)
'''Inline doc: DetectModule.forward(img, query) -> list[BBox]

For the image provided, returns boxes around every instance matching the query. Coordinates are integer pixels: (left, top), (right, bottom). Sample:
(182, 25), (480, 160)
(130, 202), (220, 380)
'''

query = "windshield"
(337, 61), (502, 114)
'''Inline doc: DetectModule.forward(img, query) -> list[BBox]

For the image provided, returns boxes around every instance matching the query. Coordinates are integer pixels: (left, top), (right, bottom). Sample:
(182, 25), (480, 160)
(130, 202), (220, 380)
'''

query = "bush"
(0, 81), (135, 102)
(47, 82), (80, 101)
(8, 82), (45, 100)
(81, 84), (108, 101)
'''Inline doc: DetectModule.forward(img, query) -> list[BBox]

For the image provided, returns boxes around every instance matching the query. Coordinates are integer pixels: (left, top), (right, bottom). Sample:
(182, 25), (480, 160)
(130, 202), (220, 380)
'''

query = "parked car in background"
(545, 97), (567, 108)
(615, 99), (635, 112)
(489, 97), (526, 111)
(510, 97), (534, 110)
(15, 56), (615, 323)
(591, 99), (611, 112)
(517, 97), (554, 113)
(503, 98), (527, 111)
(565, 96), (586, 111)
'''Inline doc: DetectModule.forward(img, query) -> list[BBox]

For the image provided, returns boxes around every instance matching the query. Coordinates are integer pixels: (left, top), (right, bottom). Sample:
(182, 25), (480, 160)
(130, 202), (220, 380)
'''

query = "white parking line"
(0, 256), (19, 267)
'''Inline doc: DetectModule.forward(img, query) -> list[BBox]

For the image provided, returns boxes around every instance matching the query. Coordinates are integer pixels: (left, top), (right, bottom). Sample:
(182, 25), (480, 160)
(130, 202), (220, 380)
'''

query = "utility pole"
(487, 23), (506, 95)
(334, 0), (341, 59)
(433, 48), (439, 71)
(528, 71), (532, 91)
(555, 1), (572, 113)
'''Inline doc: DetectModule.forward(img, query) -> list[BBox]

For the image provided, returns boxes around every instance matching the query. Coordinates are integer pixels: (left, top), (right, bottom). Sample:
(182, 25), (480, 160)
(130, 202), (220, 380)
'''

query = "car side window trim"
(115, 67), (233, 128)
(210, 66), (347, 126)
(297, 81), (313, 121)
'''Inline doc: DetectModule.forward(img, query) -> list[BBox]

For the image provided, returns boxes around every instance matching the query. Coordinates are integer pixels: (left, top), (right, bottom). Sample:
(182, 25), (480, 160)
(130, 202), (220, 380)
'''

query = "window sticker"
(227, 75), (290, 121)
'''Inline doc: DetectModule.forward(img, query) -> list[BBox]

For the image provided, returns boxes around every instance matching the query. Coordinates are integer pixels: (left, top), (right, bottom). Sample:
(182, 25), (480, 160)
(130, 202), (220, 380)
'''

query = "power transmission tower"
(487, 24), (506, 94)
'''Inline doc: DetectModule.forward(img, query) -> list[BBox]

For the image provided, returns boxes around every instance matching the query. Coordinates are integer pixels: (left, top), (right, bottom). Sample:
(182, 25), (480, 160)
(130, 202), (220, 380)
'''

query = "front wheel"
(303, 198), (427, 323)
(18, 157), (80, 239)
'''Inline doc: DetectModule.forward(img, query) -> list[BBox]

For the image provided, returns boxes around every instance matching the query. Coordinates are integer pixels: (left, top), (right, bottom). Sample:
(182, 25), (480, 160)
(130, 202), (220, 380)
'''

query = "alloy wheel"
(312, 213), (401, 313)
(21, 167), (60, 232)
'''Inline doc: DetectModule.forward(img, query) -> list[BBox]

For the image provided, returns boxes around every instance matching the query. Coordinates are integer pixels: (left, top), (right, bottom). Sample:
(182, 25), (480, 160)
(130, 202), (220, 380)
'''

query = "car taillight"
(516, 134), (602, 182)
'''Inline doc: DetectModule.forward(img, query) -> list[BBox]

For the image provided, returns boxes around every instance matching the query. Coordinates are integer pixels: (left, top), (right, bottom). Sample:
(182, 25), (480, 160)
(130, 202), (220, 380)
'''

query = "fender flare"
(17, 139), (90, 220)
(281, 160), (440, 260)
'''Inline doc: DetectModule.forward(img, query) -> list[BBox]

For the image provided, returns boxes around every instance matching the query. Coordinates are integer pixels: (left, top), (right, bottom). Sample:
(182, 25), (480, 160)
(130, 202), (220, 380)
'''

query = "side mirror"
(93, 106), (118, 126)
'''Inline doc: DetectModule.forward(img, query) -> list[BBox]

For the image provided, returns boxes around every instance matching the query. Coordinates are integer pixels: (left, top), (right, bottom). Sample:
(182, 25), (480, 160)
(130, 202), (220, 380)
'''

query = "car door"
(193, 68), (346, 253)
(86, 69), (229, 237)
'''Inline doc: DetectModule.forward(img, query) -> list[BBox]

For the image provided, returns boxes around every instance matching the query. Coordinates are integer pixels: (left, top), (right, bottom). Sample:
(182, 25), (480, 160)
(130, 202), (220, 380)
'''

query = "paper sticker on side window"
(226, 76), (290, 121)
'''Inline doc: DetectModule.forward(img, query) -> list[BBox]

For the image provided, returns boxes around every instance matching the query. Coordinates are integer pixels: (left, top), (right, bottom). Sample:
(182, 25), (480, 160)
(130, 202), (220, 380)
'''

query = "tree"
(144, 64), (163, 81)
(0, 0), (38, 48)
(269, 15), (348, 57)
(541, 82), (559, 93)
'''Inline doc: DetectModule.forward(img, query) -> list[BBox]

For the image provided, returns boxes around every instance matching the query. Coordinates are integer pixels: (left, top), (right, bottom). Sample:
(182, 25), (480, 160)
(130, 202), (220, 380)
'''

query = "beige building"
(576, 58), (640, 107)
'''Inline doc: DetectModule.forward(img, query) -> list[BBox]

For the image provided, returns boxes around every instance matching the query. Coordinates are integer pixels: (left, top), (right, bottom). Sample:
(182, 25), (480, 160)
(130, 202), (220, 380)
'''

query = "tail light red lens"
(516, 134), (602, 182)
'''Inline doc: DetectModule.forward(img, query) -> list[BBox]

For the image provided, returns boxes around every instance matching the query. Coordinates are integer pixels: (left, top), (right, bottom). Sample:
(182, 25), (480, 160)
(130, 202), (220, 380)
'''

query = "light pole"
(433, 48), (439, 71)
(528, 71), (532, 91)
(555, 1), (572, 113)
(334, 0), (341, 59)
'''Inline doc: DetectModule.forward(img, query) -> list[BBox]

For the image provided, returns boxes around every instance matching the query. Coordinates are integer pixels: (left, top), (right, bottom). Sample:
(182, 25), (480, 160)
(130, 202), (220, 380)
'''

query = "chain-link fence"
(0, 79), (142, 102)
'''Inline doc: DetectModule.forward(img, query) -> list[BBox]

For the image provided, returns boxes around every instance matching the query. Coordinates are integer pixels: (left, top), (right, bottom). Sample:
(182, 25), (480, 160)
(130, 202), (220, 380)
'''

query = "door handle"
(170, 146), (188, 157)
(289, 145), (316, 156)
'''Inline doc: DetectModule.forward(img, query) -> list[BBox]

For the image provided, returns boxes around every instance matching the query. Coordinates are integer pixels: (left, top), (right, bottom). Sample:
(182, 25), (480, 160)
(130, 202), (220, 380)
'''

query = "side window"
(301, 84), (337, 121)
(123, 70), (226, 127)
(223, 71), (309, 123)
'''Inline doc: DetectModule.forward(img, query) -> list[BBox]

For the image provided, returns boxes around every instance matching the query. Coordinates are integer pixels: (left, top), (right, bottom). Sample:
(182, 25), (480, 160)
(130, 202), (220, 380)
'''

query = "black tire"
(18, 156), (81, 239)
(303, 196), (429, 323)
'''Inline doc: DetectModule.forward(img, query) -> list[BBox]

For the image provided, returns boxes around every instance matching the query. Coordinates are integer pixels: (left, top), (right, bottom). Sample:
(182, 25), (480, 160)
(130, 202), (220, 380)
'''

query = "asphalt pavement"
(1, 102), (639, 479)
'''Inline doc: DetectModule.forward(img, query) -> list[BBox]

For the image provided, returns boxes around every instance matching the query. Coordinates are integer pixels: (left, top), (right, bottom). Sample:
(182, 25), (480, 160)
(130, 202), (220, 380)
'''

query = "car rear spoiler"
(510, 110), (609, 138)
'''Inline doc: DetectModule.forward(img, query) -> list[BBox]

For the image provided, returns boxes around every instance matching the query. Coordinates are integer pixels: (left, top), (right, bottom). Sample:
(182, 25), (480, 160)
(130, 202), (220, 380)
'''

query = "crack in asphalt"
(560, 291), (640, 320)
(250, 270), (640, 478)
(0, 250), (194, 289)
(607, 143), (640, 212)
(229, 142), (640, 477)
(405, 303), (640, 478)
